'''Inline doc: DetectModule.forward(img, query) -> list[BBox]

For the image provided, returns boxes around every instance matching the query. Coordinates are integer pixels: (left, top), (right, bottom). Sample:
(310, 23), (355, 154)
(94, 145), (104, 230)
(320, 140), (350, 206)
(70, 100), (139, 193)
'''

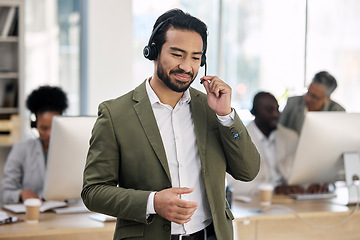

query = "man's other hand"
(154, 187), (199, 224)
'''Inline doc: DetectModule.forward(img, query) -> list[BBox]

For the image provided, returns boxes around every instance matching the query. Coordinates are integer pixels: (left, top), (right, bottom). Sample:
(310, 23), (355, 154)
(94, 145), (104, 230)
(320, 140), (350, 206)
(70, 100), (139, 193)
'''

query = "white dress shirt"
(228, 120), (298, 196)
(145, 79), (234, 235)
(249, 121), (282, 184)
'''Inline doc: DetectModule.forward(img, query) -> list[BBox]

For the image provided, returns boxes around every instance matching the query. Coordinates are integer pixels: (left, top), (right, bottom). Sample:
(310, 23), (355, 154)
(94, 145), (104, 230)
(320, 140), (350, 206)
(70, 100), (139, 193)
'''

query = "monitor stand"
(343, 152), (360, 204)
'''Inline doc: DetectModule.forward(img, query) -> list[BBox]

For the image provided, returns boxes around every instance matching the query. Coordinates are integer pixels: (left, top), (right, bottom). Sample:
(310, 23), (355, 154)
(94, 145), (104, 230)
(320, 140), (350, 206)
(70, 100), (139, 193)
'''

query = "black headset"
(143, 19), (207, 68)
(30, 113), (37, 128)
(250, 107), (256, 116)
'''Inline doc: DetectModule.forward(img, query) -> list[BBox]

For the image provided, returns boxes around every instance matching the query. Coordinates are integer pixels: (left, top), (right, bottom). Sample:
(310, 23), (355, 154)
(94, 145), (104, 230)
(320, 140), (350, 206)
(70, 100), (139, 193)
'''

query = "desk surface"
(0, 210), (116, 240)
(231, 194), (360, 240)
(232, 193), (351, 219)
(0, 195), (358, 240)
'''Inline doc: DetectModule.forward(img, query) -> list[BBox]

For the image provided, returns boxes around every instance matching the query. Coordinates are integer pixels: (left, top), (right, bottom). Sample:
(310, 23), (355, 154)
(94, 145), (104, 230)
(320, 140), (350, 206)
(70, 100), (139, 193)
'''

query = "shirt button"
(163, 224), (171, 232)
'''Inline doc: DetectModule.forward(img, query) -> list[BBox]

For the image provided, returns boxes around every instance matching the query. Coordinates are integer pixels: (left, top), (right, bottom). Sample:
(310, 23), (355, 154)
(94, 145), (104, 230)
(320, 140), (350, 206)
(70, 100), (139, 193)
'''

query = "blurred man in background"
(279, 71), (345, 135)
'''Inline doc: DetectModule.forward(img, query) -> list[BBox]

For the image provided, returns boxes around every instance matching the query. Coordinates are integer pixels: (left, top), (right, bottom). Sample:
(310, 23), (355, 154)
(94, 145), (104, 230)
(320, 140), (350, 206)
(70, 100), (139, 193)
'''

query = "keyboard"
(287, 192), (337, 200)
(53, 205), (90, 214)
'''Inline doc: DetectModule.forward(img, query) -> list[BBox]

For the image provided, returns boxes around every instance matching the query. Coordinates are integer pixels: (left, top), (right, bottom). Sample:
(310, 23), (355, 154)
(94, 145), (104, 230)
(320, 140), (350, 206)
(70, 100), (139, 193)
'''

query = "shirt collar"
(251, 120), (276, 142)
(145, 78), (191, 106)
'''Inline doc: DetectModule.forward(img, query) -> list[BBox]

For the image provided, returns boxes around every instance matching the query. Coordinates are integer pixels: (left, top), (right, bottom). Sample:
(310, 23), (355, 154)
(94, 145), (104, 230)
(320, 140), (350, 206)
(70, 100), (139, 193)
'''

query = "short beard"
(156, 60), (197, 93)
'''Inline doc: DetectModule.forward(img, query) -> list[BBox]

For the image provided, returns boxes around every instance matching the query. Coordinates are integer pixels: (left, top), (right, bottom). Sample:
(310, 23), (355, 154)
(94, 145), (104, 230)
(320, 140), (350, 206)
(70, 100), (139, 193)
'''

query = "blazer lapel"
(189, 88), (208, 167)
(133, 82), (172, 182)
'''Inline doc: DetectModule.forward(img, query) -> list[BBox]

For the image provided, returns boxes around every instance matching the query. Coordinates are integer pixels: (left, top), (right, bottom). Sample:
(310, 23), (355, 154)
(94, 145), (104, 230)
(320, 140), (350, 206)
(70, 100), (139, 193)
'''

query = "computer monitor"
(287, 112), (360, 187)
(43, 116), (97, 201)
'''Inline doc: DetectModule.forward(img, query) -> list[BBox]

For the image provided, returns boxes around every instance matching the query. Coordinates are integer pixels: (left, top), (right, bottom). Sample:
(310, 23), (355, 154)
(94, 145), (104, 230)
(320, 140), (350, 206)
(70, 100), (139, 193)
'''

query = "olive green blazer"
(82, 81), (260, 240)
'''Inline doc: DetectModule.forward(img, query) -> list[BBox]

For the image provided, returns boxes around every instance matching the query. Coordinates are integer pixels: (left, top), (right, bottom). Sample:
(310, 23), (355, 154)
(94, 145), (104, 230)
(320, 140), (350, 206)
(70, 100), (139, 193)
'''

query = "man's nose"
(179, 58), (192, 73)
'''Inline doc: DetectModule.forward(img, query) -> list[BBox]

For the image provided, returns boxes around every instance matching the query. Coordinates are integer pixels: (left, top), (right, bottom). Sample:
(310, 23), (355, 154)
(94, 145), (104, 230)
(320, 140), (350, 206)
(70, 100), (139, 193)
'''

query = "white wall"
(87, 0), (133, 115)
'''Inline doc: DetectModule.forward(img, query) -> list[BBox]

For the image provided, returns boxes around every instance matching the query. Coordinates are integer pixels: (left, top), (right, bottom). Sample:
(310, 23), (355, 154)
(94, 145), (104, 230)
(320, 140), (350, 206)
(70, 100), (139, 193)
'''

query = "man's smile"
(173, 73), (192, 82)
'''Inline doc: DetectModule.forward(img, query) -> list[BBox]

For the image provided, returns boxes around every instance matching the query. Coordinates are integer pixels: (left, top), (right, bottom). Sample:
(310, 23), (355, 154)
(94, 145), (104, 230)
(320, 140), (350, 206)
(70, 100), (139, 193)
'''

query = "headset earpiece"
(143, 19), (170, 61)
(30, 120), (37, 128)
(30, 113), (37, 128)
(200, 39), (207, 67)
(143, 44), (158, 61)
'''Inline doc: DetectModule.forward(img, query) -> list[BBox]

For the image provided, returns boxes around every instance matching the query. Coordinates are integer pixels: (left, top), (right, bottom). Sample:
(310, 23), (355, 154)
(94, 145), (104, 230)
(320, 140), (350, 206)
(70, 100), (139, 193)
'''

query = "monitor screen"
(287, 112), (360, 185)
(43, 116), (97, 201)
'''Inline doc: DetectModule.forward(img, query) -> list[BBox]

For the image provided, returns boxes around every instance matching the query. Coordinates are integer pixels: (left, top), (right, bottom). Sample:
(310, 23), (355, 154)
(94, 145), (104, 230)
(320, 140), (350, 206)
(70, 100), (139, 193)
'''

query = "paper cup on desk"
(258, 183), (274, 206)
(24, 198), (42, 223)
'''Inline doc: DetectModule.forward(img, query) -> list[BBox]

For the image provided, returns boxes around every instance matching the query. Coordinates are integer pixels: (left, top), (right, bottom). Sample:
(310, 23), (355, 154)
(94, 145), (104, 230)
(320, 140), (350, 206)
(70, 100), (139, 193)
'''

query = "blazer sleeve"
(220, 111), (260, 182)
(81, 103), (152, 224)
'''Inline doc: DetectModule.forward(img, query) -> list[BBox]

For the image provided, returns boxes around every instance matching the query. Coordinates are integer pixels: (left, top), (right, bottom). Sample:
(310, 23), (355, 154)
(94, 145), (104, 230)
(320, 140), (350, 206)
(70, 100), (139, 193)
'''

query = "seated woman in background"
(1, 86), (68, 204)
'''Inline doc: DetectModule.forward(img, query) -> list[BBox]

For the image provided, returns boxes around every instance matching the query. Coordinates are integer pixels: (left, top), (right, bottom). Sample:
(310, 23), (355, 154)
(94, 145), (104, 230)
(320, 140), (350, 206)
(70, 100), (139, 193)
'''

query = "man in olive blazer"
(82, 82), (259, 240)
(82, 9), (260, 240)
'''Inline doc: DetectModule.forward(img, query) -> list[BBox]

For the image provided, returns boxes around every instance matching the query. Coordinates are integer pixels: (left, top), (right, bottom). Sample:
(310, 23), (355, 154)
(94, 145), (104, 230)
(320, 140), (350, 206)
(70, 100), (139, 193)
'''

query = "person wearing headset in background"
(82, 9), (260, 240)
(279, 71), (345, 135)
(1, 86), (68, 204)
(227, 91), (298, 196)
(249, 91), (333, 196)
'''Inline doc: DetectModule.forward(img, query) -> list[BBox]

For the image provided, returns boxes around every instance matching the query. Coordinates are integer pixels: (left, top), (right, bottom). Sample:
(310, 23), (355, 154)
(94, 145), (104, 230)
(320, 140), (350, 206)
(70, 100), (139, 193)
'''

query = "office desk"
(232, 194), (360, 240)
(1, 196), (358, 240)
(0, 211), (116, 240)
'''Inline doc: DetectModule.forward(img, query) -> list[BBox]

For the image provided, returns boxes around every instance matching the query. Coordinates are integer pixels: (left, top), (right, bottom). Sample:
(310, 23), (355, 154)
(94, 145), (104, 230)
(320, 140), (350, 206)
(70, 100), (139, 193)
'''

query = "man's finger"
(176, 199), (199, 208)
(173, 187), (195, 195)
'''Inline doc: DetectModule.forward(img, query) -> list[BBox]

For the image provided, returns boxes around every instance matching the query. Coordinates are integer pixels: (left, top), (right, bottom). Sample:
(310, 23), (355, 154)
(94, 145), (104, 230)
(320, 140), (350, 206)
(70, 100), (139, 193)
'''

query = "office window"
(132, 0), (359, 116)
(306, 0), (360, 112)
(220, 0), (306, 115)
(24, 0), (82, 115)
(57, 0), (81, 115)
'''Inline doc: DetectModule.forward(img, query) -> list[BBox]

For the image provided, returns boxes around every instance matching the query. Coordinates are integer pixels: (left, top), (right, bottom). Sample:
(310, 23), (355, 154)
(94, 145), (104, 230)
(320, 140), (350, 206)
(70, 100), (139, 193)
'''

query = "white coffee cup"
(24, 198), (42, 223)
(258, 183), (274, 206)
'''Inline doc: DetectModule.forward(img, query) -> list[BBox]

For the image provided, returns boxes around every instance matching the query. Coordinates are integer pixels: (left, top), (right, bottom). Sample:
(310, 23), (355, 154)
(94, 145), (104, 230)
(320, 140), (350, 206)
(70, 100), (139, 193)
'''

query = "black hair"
(151, 9), (208, 57)
(26, 85), (68, 115)
(250, 91), (276, 116)
(312, 71), (338, 96)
